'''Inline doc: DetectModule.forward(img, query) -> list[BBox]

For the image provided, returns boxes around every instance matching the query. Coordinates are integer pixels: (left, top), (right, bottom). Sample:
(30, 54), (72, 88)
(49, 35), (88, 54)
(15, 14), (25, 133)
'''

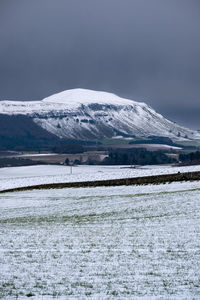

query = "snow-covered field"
(1, 164), (200, 191)
(0, 181), (200, 299)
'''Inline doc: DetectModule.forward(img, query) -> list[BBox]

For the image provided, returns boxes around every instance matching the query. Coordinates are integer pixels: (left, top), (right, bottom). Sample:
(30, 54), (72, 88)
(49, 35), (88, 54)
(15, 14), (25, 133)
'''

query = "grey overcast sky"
(0, 0), (200, 129)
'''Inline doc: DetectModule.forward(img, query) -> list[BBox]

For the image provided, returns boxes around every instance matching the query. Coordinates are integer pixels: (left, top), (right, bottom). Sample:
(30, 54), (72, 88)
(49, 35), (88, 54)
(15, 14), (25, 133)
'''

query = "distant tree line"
(102, 148), (175, 165)
(179, 151), (200, 163)
(52, 144), (84, 154)
(0, 158), (46, 168)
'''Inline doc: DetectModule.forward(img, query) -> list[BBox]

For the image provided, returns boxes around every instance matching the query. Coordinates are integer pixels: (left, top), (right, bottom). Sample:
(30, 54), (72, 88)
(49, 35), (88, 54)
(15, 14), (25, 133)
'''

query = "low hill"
(0, 89), (199, 141)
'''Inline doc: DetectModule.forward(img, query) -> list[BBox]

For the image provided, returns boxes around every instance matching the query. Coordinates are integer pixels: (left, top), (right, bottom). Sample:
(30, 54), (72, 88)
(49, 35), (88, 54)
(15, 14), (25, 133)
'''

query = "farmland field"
(0, 181), (200, 299)
(1, 164), (200, 191)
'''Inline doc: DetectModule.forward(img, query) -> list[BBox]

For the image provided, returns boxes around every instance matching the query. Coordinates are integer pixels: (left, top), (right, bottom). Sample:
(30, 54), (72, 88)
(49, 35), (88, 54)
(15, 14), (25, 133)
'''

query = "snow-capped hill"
(0, 88), (199, 141)
(42, 88), (136, 106)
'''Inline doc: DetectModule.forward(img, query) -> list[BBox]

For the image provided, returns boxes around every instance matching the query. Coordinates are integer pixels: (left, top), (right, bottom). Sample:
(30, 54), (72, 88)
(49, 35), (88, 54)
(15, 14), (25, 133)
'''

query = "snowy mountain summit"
(43, 88), (133, 106)
(0, 88), (199, 140)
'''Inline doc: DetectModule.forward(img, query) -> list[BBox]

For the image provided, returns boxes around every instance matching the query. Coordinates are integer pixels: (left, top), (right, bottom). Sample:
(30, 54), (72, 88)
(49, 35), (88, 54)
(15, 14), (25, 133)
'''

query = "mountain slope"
(0, 88), (199, 141)
(0, 114), (59, 150)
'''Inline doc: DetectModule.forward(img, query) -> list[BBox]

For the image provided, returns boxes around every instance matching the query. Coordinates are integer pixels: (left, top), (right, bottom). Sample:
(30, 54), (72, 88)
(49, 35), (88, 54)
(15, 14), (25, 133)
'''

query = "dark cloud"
(0, 0), (200, 128)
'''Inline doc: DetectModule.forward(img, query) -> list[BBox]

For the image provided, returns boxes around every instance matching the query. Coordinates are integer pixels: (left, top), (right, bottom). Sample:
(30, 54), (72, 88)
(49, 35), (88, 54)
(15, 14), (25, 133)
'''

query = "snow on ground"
(1, 164), (200, 191)
(0, 181), (200, 298)
(15, 153), (59, 157)
(130, 144), (182, 150)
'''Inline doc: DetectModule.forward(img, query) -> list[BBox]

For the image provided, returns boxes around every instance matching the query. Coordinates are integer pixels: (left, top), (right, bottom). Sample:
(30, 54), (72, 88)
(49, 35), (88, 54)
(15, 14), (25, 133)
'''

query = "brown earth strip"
(0, 171), (200, 194)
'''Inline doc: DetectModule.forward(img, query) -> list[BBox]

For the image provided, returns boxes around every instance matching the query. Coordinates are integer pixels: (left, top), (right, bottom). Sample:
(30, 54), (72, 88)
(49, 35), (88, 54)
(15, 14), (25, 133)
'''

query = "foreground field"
(0, 181), (200, 299)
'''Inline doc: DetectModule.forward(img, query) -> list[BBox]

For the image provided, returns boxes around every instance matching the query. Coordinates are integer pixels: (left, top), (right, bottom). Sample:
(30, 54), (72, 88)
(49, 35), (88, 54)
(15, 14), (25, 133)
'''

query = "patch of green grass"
(176, 140), (200, 147)
(100, 138), (133, 145)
